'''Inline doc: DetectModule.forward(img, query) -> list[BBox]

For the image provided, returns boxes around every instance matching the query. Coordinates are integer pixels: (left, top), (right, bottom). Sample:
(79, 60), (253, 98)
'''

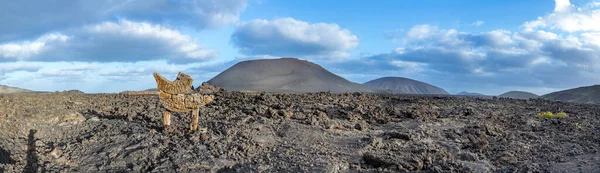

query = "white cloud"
(390, 60), (426, 73)
(524, 0), (600, 32)
(471, 67), (494, 76)
(0, 0), (245, 92)
(581, 32), (600, 47)
(341, 14), (600, 93)
(0, 34), (69, 60)
(0, 0), (247, 42)
(0, 20), (217, 62)
(406, 25), (438, 40)
(522, 18), (548, 32)
(231, 18), (359, 59)
(491, 30), (513, 44)
(472, 20), (485, 26)
(83, 20), (218, 61)
(554, 0), (574, 13)
(235, 54), (282, 60)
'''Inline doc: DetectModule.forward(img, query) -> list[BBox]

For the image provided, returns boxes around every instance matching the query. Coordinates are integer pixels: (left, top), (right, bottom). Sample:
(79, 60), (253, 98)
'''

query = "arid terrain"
(1, 86), (599, 172)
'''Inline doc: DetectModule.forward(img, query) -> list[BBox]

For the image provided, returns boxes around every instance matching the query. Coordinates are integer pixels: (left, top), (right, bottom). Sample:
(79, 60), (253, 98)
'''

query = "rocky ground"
(0, 87), (599, 172)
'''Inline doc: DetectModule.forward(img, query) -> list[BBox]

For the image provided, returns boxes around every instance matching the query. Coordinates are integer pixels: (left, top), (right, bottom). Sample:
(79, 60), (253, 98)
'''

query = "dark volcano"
(499, 91), (538, 99)
(207, 58), (386, 93)
(363, 77), (448, 95)
(542, 85), (600, 104)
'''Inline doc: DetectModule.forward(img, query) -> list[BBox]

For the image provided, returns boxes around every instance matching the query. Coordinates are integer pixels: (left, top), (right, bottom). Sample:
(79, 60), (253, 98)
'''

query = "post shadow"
(24, 129), (39, 173)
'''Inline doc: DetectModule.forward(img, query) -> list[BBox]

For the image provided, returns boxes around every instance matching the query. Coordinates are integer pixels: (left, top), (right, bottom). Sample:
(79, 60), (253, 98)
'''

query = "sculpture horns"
(153, 72), (194, 94)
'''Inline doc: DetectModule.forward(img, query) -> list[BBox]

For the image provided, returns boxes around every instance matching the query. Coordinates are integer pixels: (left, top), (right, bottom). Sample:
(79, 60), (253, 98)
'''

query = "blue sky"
(1, 0), (599, 95)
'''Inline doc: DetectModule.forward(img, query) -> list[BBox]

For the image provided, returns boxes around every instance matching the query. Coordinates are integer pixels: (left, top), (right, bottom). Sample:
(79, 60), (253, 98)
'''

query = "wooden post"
(163, 111), (171, 126)
(190, 109), (199, 131)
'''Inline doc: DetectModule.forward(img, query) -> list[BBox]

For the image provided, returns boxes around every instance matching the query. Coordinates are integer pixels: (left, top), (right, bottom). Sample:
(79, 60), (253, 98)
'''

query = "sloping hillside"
(363, 77), (448, 95)
(542, 85), (600, 104)
(456, 91), (485, 96)
(208, 58), (387, 93)
(0, 85), (32, 93)
(499, 91), (538, 99)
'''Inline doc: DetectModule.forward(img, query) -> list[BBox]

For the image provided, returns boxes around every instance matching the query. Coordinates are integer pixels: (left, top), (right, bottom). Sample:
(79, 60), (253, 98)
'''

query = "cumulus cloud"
(231, 18), (359, 59)
(334, 8), (600, 94)
(0, 0), (247, 42)
(0, 20), (217, 62)
(0, 34), (70, 60)
(524, 0), (600, 32)
(406, 25), (439, 40)
(0, 1), (235, 91)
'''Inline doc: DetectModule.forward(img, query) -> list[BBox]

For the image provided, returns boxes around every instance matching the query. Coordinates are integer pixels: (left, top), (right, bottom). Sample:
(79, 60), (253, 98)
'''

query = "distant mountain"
(456, 91), (485, 96)
(144, 88), (159, 92)
(363, 77), (448, 95)
(207, 58), (387, 93)
(542, 85), (600, 104)
(499, 91), (538, 99)
(62, 90), (85, 94)
(120, 88), (159, 95)
(0, 85), (33, 93)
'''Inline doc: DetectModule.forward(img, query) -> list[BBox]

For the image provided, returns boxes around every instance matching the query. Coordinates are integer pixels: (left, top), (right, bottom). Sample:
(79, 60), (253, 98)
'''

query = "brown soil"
(0, 88), (599, 172)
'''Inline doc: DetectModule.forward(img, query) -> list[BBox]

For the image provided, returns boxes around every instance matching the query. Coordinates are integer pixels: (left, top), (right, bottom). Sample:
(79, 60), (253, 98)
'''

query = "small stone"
(35, 140), (44, 147)
(385, 131), (411, 140)
(292, 113), (306, 120)
(457, 152), (477, 161)
(199, 128), (208, 133)
(325, 121), (338, 129)
(63, 112), (86, 123)
(284, 111), (294, 118)
(49, 148), (61, 159)
(354, 122), (368, 131)
(410, 158), (424, 170)
(87, 117), (100, 122)
(55, 157), (68, 164)
(498, 152), (516, 164)
(109, 153), (118, 158)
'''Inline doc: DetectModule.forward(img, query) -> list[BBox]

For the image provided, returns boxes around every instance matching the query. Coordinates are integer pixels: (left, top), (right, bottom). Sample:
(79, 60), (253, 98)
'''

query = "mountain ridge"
(456, 91), (485, 96)
(0, 85), (33, 93)
(207, 58), (387, 93)
(499, 91), (539, 99)
(542, 85), (600, 104)
(363, 77), (448, 95)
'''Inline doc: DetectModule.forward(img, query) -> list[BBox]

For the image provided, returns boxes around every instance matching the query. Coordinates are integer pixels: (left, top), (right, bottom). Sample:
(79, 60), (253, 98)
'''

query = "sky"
(1, 0), (599, 95)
